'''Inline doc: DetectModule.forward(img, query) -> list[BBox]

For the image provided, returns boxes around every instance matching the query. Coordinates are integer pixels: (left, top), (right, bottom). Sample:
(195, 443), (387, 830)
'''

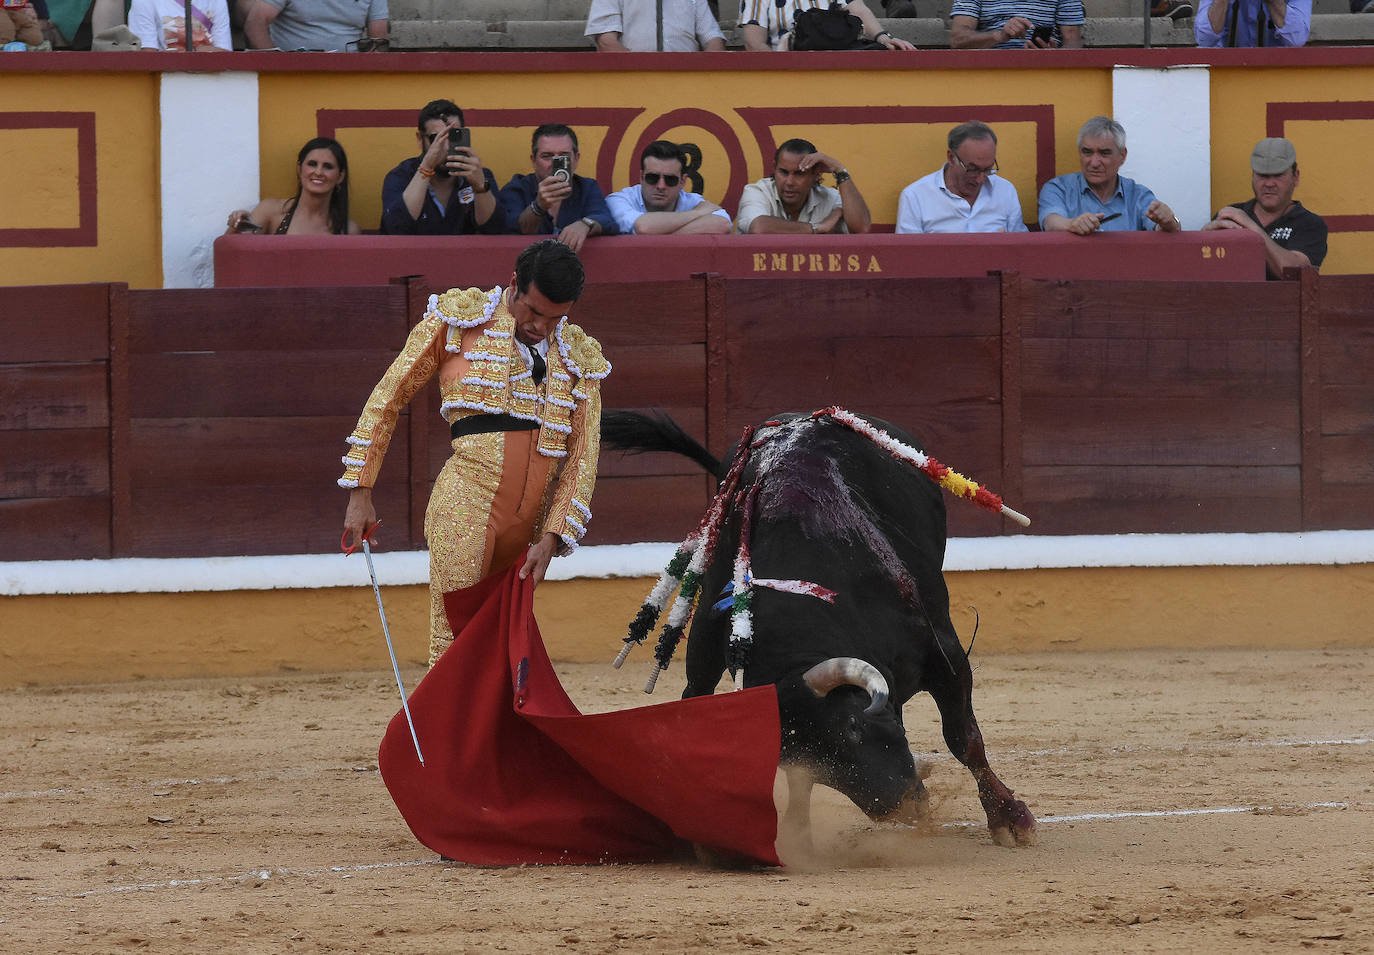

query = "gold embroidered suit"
(339, 286), (609, 664)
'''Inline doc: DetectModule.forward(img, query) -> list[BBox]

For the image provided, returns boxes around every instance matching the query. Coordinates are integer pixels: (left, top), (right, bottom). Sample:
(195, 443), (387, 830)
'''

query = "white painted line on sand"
(28, 799), (1373, 902)
(29, 859), (438, 902)
(6, 736), (1369, 802)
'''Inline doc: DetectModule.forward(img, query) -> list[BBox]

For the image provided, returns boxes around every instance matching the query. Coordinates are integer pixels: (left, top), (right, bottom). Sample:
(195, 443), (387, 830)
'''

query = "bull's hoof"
(987, 800), (1037, 847)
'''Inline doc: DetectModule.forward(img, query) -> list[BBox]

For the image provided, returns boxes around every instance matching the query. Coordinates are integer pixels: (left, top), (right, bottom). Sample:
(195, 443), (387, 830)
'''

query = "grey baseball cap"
(1251, 137), (1297, 175)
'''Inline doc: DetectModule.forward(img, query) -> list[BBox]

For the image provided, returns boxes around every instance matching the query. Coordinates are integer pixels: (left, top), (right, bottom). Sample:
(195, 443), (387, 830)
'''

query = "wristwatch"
(580, 216), (597, 230)
(833, 169), (851, 185)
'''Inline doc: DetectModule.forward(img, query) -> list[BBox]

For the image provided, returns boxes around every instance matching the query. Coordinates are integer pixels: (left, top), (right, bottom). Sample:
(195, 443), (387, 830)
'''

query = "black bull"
(602, 410), (1036, 847)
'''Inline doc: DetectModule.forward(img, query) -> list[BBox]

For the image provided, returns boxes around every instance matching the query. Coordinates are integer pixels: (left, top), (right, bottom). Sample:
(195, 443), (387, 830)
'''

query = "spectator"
(1201, 137), (1326, 279)
(950, 0), (1083, 48)
(225, 136), (360, 235)
(1038, 116), (1181, 235)
(380, 99), (504, 237)
(736, 138), (871, 234)
(2, 0), (45, 46)
(128, 0), (232, 49)
(585, 0), (725, 51)
(740, 0), (916, 50)
(606, 140), (732, 235)
(1195, 0), (1309, 46)
(896, 121), (1027, 234)
(497, 124), (618, 253)
(243, 0), (386, 50)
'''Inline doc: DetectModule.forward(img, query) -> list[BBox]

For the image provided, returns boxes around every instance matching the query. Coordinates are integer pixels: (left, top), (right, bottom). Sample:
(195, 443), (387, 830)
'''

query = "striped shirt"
(950, 0), (1084, 48)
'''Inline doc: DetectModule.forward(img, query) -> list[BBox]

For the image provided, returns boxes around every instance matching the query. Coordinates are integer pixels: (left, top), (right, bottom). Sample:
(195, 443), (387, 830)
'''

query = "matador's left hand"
(519, 532), (562, 587)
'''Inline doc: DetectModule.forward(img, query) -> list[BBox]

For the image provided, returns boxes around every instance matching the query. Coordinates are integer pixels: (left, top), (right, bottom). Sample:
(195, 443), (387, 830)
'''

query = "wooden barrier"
(214, 233), (1268, 289)
(4, 271), (1372, 561)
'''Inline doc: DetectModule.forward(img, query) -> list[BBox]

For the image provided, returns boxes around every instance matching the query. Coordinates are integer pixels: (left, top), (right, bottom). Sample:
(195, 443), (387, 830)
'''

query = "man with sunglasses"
(244, 0), (387, 51)
(896, 121), (1027, 234)
(380, 99), (504, 236)
(606, 140), (732, 235)
(736, 138), (871, 235)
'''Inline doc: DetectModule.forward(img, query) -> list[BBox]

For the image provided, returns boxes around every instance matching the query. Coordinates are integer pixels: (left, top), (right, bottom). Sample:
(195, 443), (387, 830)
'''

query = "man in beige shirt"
(735, 138), (872, 235)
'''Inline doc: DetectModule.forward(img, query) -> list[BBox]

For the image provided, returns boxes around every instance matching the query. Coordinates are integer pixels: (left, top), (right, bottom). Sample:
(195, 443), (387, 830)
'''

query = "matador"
(339, 240), (609, 665)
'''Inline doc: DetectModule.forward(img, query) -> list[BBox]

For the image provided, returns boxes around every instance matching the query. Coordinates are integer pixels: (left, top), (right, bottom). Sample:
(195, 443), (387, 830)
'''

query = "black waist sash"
(450, 413), (540, 440)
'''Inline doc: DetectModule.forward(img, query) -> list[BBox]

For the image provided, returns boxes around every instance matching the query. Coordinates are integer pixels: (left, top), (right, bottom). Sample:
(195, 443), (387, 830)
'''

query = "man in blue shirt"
(1195, 0), (1310, 46)
(605, 140), (732, 235)
(496, 124), (618, 254)
(1039, 116), (1182, 236)
(380, 99), (505, 236)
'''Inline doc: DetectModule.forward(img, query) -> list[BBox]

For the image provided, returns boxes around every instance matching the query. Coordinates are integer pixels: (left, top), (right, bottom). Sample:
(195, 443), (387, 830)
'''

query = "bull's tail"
(600, 410), (725, 480)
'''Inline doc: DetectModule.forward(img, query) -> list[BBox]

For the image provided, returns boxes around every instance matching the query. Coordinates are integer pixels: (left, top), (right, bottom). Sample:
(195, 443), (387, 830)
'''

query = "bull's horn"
(801, 658), (889, 716)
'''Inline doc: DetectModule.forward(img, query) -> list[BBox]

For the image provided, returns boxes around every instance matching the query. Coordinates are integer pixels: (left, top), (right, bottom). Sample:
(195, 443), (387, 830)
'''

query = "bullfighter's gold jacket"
(337, 286), (609, 551)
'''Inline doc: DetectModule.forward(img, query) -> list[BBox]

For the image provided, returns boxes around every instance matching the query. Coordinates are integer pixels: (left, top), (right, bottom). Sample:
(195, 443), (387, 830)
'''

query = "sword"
(344, 521), (424, 766)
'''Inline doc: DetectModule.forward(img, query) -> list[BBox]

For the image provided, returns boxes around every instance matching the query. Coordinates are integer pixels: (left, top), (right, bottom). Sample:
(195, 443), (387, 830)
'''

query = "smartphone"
(234, 218), (263, 233)
(448, 126), (470, 153)
(550, 154), (571, 182)
(1098, 212), (1122, 223)
(1031, 24), (1054, 44)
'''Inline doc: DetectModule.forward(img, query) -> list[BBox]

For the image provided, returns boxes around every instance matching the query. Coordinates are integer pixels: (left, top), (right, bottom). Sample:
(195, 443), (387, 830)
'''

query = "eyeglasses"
(642, 172), (681, 187)
(952, 153), (998, 177)
(345, 36), (390, 51)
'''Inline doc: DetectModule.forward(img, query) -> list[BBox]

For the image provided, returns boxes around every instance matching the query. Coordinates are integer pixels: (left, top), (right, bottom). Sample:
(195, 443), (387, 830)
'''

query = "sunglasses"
(642, 172), (681, 187)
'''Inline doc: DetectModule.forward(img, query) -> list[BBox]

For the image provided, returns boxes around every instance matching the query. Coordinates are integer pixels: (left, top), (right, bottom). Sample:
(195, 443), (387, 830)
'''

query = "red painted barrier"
(214, 231), (1267, 289)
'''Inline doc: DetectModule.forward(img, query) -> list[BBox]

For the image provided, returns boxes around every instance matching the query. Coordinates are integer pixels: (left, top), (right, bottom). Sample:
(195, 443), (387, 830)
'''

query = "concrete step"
(389, 0), (594, 20)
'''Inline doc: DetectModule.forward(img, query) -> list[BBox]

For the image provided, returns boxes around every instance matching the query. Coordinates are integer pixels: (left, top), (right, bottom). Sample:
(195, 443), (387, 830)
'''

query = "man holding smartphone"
(380, 99), (505, 236)
(949, 0), (1083, 47)
(496, 124), (618, 253)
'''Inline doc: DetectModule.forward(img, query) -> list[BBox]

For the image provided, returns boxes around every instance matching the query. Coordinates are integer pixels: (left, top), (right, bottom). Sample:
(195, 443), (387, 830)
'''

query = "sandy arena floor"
(3, 647), (1372, 954)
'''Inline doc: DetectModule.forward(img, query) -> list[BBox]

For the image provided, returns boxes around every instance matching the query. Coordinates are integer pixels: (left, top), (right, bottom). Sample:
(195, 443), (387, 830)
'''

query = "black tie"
(529, 345), (546, 385)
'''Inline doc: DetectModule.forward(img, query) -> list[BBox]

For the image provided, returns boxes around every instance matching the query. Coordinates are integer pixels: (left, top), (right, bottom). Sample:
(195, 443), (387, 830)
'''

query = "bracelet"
(417, 166), (435, 179)
(529, 200), (548, 218)
(875, 30), (892, 39)
(472, 178), (489, 194)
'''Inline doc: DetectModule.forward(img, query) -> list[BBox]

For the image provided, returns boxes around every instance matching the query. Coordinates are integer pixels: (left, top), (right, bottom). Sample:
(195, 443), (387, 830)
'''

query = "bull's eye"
(845, 714), (862, 745)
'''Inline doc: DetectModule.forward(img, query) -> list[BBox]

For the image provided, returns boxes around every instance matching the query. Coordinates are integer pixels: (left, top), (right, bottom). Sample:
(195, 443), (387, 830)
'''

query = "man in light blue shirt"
(1195, 0), (1310, 47)
(1039, 116), (1182, 235)
(606, 140), (732, 235)
(896, 121), (1028, 234)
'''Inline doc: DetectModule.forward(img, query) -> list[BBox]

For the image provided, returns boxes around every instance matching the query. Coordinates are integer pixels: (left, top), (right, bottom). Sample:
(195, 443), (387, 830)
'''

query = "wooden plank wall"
(1315, 275), (1374, 529)
(1020, 278), (1303, 535)
(123, 283), (414, 557)
(2, 285), (114, 560)
(4, 273), (1371, 561)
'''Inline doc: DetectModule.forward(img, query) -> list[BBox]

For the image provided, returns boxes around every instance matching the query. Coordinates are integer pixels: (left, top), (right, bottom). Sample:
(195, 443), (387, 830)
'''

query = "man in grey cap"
(1202, 137), (1327, 279)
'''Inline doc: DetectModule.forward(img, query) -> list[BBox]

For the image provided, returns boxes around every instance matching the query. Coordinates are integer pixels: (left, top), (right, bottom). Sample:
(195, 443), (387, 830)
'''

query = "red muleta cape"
(378, 564), (783, 866)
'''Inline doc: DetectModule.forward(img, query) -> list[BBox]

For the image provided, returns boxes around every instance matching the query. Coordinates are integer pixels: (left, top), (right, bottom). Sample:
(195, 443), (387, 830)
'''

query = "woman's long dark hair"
(290, 136), (351, 235)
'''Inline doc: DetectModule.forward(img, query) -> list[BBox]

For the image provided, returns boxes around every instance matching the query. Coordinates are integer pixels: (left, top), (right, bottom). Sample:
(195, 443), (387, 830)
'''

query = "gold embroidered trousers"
(424, 429), (555, 667)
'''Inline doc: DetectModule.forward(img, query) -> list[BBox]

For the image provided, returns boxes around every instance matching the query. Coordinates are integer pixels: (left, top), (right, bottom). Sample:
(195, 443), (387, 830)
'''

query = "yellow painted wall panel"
(1, 72), (161, 288)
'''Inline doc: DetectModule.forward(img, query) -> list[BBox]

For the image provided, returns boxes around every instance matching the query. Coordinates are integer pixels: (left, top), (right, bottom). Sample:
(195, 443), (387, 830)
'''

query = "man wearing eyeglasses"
(244, 0), (387, 51)
(735, 138), (871, 235)
(605, 140), (732, 235)
(1039, 116), (1182, 235)
(497, 124), (618, 254)
(895, 121), (1027, 234)
(380, 99), (505, 237)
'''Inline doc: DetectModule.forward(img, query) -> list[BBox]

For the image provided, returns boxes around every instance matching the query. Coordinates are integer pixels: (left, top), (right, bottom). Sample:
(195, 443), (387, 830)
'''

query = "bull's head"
(775, 657), (918, 818)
